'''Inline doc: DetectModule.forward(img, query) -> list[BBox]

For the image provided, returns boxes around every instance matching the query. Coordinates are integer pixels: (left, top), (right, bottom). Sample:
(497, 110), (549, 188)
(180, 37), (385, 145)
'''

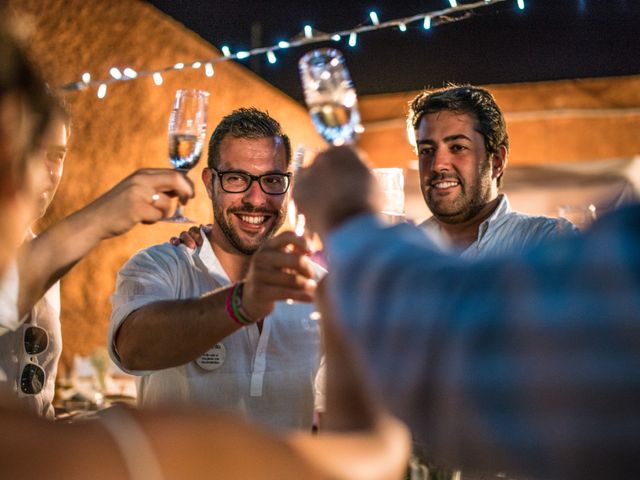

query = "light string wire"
(58, 0), (516, 94)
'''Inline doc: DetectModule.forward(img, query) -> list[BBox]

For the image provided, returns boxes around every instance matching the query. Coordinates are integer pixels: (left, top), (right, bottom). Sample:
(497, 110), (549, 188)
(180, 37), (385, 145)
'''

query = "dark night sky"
(146, 0), (640, 103)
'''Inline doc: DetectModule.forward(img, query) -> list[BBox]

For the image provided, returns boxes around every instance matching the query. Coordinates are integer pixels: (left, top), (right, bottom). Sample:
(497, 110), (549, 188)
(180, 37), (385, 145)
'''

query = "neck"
(434, 195), (501, 250)
(208, 225), (252, 282)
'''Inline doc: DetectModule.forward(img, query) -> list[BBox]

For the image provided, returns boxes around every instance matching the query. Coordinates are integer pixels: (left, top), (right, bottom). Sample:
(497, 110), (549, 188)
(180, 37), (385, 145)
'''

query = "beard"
(213, 201), (286, 255)
(424, 159), (493, 225)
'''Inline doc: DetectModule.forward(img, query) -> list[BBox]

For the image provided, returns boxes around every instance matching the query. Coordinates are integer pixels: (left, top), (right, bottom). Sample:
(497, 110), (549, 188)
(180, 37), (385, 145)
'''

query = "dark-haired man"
(409, 85), (576, 258)
(110, 108), (323, 431)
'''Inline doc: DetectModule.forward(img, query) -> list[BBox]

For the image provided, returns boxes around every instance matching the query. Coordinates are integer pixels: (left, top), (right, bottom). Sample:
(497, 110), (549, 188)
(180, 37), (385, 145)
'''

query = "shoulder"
(499, 210), (577, 239)
(120, 242), (194, 274)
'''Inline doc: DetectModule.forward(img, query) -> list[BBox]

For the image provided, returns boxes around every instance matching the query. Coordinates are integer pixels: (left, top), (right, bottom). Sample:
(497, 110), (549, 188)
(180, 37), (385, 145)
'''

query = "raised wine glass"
(165, 88), (209, 223)
(292, 49), (364, 242)
(298, 48), (363, 146)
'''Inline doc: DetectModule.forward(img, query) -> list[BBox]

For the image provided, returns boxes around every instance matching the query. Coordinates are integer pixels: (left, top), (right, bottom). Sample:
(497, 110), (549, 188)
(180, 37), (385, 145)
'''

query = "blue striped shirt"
(325, 207), (640, 479)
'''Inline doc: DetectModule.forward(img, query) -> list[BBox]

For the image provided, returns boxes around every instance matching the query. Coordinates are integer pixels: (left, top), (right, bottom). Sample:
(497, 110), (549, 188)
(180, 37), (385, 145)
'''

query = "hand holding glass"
(165, 88), (209, 223)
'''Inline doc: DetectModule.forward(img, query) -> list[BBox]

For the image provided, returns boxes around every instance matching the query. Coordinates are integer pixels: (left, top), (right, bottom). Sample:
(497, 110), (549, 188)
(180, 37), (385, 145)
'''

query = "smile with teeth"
(432, 180), (460, 189)
(238, 214), (268, 225)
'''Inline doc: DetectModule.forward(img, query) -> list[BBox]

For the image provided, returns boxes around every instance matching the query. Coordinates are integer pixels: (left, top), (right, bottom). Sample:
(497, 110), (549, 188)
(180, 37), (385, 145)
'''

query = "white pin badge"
(196, 343), (226, 371)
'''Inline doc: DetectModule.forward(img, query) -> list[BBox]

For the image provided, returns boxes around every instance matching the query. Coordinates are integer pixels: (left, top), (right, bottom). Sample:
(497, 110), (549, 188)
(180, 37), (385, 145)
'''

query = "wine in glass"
(292, 49), (364, 241)
(165, 88), (209, 223)
(298, 48), (363, 146)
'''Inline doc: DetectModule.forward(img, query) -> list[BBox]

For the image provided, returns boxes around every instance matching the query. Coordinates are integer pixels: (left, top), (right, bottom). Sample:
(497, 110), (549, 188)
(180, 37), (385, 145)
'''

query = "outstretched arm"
(17, 168), (193, 319)
(115, 231), (316, 371)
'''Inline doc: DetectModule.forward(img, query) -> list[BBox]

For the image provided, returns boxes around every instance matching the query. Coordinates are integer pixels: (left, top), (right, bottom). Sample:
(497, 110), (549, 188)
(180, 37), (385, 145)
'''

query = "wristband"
(225, 282), (259, 326)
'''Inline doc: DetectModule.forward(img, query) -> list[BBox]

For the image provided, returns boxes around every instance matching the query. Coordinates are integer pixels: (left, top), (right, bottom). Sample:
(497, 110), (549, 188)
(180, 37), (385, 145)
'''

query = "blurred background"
(6, 0), (640, 382)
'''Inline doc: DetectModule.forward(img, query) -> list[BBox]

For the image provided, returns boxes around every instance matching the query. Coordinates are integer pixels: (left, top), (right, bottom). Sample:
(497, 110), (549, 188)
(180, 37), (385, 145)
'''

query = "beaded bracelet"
(225, 282), (257, 326)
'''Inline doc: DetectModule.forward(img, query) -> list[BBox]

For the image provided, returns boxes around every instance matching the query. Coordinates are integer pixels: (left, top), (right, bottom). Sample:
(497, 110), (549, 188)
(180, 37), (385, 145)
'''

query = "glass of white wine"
(298, 48), (364, 146)
(165, 88), (209, 223)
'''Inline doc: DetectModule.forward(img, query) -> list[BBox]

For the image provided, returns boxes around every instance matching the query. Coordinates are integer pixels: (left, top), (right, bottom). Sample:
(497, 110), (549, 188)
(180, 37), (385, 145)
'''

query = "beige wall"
(9, 0), (324, 372)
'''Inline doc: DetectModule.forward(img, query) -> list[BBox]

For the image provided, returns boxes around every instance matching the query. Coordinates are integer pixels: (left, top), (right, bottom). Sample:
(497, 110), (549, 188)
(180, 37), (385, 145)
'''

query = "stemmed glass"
(165, 88), (209, 223)
(292, 49), (364, 239)
(298, 48), (363, 147)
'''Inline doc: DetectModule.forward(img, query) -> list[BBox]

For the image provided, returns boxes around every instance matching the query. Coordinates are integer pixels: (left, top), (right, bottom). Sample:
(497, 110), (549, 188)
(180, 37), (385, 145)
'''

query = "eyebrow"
(416, 134), (473, 146)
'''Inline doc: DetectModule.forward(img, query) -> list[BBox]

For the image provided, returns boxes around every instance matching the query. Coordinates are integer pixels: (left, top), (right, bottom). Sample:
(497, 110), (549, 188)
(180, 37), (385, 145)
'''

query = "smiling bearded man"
(109, 108), (323, 432)
(408, 85), (577, 259)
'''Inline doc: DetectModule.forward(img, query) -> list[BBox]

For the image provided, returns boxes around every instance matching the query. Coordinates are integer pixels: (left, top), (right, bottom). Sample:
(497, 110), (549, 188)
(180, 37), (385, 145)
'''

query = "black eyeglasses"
(20, 326), (48, 395)
(211, 168), (291, 195)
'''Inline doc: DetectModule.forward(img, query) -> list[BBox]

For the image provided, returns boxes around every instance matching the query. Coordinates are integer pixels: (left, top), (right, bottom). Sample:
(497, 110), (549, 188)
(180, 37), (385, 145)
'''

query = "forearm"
(17, 205), (108, 317)
(115, 286), (241, 371)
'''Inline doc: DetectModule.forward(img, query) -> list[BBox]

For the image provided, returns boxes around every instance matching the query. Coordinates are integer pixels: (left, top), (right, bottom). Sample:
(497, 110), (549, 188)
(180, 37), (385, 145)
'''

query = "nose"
(241, 178), (267, 205)
(429, 148), (452, 174)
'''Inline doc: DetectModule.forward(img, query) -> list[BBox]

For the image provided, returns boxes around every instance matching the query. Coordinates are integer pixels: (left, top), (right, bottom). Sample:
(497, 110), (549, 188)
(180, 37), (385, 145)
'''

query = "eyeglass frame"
(210, 167), (292, 195)
(19, 325), (48, 396)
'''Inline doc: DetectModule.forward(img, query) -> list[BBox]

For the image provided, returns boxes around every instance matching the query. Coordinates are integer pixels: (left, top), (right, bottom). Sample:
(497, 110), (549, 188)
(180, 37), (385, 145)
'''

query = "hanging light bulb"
(205, 63), (214, 77)
(348, 31), (357, 47)
(97, 83), (107, 99)
(152, 72), (163, 86)
(109, 67), (122, 80)
(267, 50), (277, 64)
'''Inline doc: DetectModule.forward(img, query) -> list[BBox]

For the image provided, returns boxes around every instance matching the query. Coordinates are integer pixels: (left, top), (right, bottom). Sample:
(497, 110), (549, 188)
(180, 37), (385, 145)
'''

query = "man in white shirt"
(110, 108), (322, 431)
(408, 85), (576, 258)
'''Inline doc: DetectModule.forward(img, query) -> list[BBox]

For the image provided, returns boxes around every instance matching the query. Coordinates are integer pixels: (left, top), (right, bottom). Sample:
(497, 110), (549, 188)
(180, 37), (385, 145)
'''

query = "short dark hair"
(207, 107), (291, 169)
(408, 85), (508, 185)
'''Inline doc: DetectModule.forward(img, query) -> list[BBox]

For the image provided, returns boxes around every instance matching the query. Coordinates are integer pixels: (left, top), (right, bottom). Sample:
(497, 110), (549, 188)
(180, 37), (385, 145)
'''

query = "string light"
(348, 31), (358, 47)
(304, 25), (313, 39)
(59, 0), (515, 94)
(153, 72), (163, 86)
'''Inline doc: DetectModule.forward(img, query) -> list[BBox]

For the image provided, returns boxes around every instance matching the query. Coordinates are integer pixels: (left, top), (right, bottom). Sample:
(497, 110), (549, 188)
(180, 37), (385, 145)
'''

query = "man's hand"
(83, 168), (195, 240)
(242, 231), (316, 320)
(293, 146), (381, 239)
(170, 224), (212, 249)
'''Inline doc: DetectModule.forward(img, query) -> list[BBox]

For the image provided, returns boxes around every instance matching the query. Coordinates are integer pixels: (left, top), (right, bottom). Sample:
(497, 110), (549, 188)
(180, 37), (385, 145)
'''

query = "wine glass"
(293, 49), (364, 242)
(372, 167), (406, 224)
(165, 88), (209, 223)
(298, 48), (363, 146)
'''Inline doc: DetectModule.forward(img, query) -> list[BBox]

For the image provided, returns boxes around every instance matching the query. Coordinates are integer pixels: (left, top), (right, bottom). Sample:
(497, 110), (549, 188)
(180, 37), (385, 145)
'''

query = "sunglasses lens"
(20, 363), (45, 395)
(24, 326), (48, 355)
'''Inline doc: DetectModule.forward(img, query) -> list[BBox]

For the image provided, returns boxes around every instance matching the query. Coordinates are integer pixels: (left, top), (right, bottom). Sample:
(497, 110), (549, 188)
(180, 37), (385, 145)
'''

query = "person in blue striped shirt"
(293, 145), (640, 480)
(408, 85), (577, 259)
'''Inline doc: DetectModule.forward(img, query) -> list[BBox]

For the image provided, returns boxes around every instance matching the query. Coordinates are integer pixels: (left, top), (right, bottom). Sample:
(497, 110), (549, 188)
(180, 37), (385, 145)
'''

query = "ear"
(202, 167), (214, 199)
(491, 145), (507, 181)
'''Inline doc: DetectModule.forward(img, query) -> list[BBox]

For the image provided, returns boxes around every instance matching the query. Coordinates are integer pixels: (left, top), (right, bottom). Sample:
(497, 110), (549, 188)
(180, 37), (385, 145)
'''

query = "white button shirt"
(109, 232), (323, 431)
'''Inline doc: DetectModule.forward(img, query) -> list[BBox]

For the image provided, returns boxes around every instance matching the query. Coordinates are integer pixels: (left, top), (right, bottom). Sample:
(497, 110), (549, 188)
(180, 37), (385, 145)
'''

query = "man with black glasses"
(110, 108), (323, 431)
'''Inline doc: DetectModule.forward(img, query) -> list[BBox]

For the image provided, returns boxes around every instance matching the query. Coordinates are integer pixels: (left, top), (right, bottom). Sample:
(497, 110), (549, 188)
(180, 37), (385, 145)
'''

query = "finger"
(178, 231), (197, 249)
(169, 237), (179, 246)
(189, 226), (205, 246)
(250, 268), (317, 292)
(253, 250), (315, 278)
(134, 169), (195, 202)
(262, 231), (311, 255)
